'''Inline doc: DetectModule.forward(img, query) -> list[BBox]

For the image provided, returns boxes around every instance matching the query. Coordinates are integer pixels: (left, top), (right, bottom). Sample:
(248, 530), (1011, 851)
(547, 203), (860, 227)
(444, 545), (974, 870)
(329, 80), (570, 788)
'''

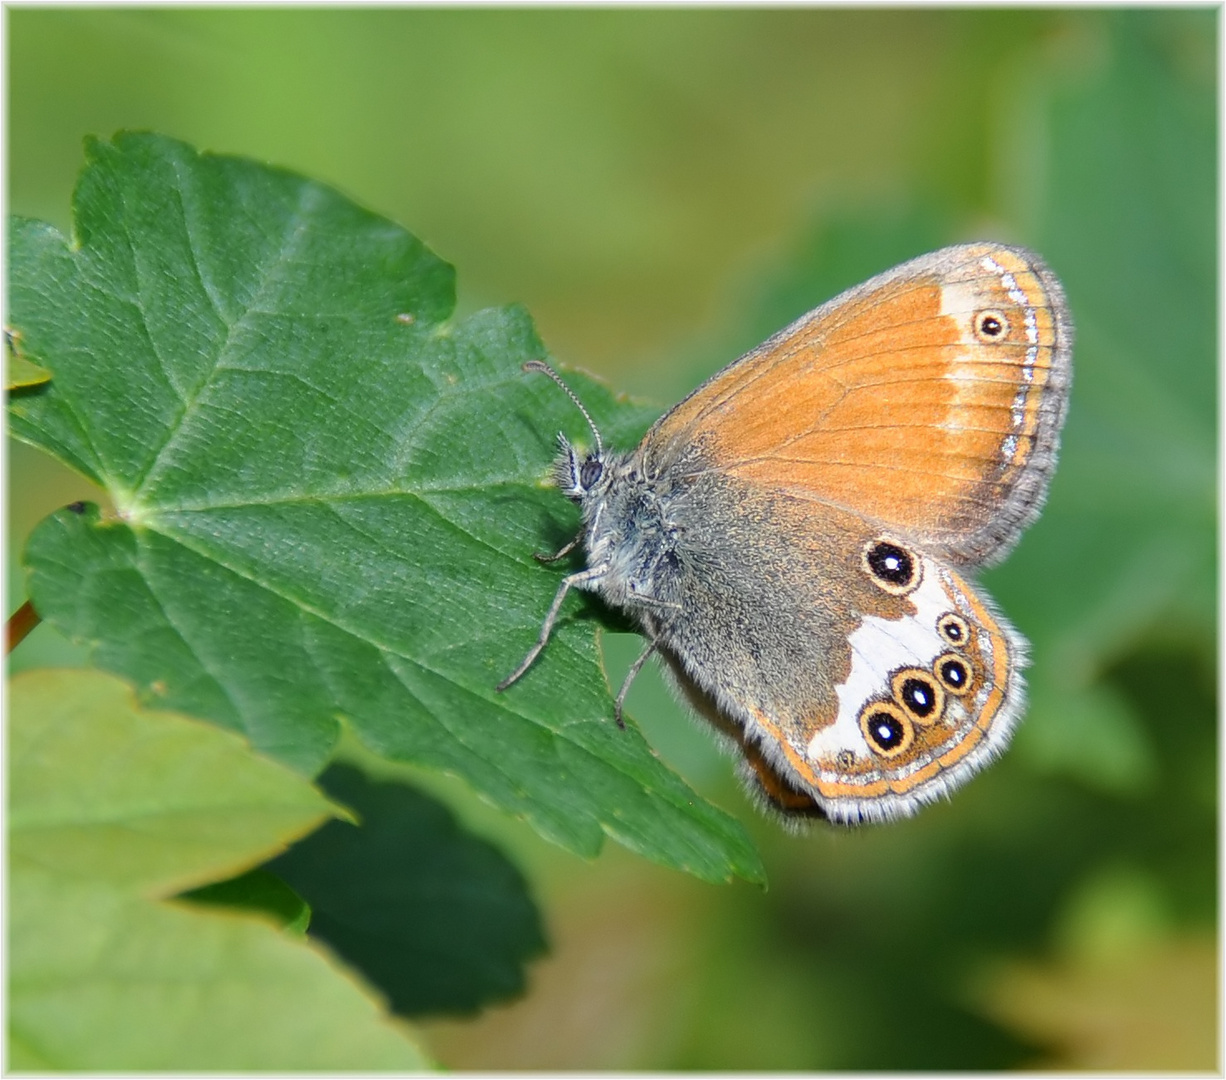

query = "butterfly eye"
(579, 458), (603, 488)
(934, 653), (974, 696)
(891, 669), (945, 724)
(937, 613), (970, 646)
(858, 701), (914, 758)
(862, 539), (920, 594)
(973, 309), (1009, 342)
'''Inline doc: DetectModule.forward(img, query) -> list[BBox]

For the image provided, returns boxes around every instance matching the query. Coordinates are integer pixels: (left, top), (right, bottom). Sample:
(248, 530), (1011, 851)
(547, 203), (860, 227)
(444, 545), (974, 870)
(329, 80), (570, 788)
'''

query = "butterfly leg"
(614, 638), (659, 730)
(533, 532), (583, 564)
(497, 565), (608, 692)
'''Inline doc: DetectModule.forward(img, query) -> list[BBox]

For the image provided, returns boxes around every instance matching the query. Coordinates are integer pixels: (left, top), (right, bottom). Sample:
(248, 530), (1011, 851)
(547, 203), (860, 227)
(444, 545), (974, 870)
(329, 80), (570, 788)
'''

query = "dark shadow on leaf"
(178, 867), (311, 935)
(263, 762), (549, 1018)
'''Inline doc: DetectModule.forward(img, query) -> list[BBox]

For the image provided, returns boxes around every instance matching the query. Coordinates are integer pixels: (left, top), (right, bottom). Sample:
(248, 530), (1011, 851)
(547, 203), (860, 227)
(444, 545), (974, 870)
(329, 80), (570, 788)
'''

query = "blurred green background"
(7, 8), (1217, 1070)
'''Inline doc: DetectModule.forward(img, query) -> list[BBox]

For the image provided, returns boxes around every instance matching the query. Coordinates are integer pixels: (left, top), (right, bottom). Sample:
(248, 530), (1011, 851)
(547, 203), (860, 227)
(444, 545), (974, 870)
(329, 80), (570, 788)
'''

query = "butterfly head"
(552, 433), (607, 503)
(525, 359), (614, 505)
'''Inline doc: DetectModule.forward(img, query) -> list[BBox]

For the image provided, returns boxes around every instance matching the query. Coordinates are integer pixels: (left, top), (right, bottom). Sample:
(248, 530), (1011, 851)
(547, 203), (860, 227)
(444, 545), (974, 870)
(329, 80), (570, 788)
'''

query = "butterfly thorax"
(570, 449), (686, 616)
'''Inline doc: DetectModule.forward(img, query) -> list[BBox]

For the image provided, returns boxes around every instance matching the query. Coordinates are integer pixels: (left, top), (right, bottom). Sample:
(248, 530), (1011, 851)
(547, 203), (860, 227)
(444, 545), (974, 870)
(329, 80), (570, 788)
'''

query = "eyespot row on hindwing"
(856, 558), (981, 758)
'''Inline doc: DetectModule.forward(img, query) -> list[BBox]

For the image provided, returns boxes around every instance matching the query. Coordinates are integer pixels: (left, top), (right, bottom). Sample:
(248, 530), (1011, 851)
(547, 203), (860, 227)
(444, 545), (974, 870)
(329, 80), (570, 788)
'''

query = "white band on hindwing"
(807, 561), (961, 764)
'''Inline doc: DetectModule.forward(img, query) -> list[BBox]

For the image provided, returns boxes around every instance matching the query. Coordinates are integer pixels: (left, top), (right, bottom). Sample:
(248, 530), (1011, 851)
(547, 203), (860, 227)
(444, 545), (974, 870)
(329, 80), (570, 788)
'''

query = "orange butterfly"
(500, 244), (1072, 824)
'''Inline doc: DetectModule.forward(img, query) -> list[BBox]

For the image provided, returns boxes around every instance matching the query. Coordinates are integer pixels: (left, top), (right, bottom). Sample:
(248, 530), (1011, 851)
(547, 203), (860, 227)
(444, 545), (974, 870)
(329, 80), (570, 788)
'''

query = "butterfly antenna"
(523, 360), (603, 456)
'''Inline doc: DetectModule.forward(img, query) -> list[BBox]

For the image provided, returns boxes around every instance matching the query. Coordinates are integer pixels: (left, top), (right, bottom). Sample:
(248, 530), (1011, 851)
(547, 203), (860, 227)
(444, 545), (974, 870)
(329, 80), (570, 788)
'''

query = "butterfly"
(499, 243), (1073, 824)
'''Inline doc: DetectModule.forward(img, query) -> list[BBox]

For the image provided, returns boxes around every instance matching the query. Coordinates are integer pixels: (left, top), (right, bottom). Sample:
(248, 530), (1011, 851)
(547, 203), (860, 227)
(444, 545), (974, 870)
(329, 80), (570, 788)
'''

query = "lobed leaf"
(9, 132), (764, 885)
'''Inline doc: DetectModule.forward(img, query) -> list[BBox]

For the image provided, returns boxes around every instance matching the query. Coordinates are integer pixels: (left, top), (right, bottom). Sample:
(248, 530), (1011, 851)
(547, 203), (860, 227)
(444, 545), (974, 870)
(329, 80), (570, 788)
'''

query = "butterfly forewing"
(646, 244), (1072, 567)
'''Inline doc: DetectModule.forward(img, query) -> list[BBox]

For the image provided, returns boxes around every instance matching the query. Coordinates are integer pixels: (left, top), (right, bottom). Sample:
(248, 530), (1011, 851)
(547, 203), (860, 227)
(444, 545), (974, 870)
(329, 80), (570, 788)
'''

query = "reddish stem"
(7, 600), (41, 654)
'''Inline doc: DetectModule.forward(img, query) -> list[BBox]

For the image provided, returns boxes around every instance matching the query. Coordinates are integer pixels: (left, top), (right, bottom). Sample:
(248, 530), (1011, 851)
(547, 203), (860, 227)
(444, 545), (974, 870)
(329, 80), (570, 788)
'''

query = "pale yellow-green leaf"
(8, 669), (431, 1070)
(10, 668), (338, 894)
(5, 352), (51, 389)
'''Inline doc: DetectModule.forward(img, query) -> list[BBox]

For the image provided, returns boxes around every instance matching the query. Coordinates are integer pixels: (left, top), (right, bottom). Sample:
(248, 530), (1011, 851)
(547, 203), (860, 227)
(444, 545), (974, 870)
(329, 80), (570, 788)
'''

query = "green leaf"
(179, 868), (312, 935)
(266, 763), (548, 1017)
(8, 668), (429, 1071)
(9, 132), (764, 885)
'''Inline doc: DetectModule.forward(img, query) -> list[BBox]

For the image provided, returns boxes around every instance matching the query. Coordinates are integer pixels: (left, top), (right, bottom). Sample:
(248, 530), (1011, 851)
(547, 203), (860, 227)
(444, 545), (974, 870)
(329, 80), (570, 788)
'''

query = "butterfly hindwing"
(636, 477), (1022, 822)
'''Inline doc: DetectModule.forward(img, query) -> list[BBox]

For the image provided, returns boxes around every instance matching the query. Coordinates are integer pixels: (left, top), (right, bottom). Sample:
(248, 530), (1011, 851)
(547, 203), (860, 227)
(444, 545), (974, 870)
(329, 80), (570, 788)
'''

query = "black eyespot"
(899, 677), (937, 718)
(862, 540), (919, 593)
(835, 749), (857, 770)
(934, 653), (973, 696)
(939, 660), (966, 689)
(974, 309), (1009, 341)
(866, 711), (907, 751)
(579, 457), (603, 489)
(938, 613), (970, 646)
(858, 701), (913, 758)
(890, 668), (945, 724)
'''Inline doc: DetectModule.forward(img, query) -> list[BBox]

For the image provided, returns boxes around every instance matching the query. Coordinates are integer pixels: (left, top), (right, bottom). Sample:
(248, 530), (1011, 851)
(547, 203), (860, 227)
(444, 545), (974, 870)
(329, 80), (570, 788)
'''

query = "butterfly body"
(507, 243), (1072, 824)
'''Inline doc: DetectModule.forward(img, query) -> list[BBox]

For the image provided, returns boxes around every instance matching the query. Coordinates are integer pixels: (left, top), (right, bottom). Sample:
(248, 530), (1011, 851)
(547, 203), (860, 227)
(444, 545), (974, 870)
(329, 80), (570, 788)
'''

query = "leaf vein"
(131, 532), (248, 731)
(132, 181), (324, 499)
(134, 525), (681, 813)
